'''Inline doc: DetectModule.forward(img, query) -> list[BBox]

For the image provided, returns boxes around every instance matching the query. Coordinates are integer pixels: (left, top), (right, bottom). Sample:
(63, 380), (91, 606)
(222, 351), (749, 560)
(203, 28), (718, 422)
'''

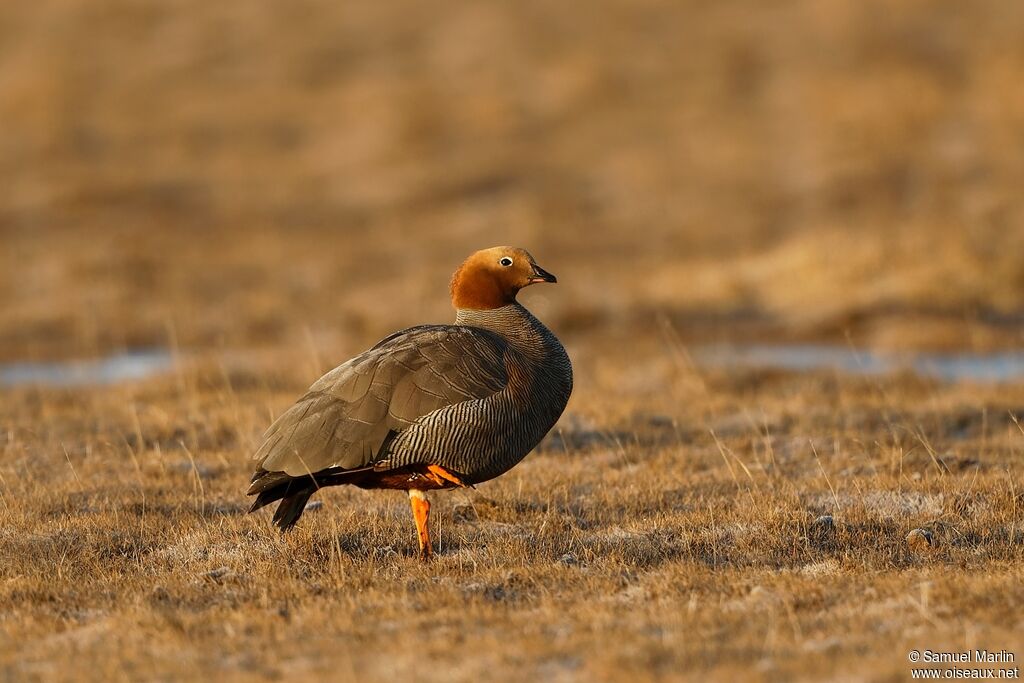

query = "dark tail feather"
(271, 489), (315, 532)
(247, 465), (377, 532)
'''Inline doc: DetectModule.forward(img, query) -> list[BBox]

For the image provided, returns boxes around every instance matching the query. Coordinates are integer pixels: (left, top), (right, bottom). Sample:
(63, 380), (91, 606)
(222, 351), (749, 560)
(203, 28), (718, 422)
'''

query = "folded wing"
(251, 325), (509, 480)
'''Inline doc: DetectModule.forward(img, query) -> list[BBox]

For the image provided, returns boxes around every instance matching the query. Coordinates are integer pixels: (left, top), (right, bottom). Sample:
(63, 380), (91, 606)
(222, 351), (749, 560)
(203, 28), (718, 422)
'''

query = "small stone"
(556, 552), (578, 566)
(812, 514), (834, 530)
(807, 514), (836, 546)
(201, 566), (233, 582)
(374, 545), (398, 560)
(452, 503), (478, 523)
(799, 559), (840, 577)
(304, 500), (323, 512)
(906, 528), (935, 551)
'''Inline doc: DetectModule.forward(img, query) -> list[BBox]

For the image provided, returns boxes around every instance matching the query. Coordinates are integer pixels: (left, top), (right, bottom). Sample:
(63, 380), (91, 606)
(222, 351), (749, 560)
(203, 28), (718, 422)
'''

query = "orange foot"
(408, 489), (432, 561)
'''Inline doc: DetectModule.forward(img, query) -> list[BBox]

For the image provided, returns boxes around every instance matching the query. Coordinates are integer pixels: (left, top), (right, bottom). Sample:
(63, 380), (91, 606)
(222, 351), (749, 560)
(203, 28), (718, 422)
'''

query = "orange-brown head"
(450, 246), (557, 310)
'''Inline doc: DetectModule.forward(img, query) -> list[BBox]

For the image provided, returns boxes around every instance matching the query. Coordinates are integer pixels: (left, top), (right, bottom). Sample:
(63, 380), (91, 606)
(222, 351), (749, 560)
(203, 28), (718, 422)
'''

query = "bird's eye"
(499, 257), (514, 267)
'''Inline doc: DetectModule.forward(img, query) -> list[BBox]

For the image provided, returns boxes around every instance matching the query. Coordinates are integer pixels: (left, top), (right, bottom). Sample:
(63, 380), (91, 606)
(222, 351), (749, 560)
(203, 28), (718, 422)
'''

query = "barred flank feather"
(388, 304), (572, 482)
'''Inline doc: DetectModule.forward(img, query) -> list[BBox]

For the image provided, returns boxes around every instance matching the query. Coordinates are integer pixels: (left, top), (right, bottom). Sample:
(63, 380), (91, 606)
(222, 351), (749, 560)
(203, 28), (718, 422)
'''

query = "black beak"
(529, 263), (557, 284)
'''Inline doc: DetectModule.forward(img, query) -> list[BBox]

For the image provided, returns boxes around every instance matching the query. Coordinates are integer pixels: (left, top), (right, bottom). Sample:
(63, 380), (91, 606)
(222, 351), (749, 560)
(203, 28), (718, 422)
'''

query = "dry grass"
(3, 350), (1024, 681)
(3, 0), (1024, 680)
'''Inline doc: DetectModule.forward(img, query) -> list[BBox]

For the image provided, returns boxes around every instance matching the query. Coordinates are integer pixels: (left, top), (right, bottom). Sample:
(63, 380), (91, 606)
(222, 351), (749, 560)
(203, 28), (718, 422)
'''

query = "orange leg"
(408, 489), (432, 560)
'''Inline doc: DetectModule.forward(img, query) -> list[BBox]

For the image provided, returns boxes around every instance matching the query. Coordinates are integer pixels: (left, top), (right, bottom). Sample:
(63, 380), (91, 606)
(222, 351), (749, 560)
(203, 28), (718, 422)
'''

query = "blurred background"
(2, 0), (1024, 365)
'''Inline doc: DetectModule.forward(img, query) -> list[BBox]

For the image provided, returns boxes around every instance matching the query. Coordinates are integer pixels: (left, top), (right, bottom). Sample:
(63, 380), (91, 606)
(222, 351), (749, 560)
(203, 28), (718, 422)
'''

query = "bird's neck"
(455, 303), (555, 360)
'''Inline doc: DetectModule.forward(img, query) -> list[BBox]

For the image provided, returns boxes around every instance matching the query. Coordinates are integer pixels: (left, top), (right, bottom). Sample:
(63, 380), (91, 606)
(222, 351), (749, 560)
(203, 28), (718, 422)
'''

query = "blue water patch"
(0, 350), (175, 388)
(2, 344), (1023, 388)
(694, 344), (1024, 383)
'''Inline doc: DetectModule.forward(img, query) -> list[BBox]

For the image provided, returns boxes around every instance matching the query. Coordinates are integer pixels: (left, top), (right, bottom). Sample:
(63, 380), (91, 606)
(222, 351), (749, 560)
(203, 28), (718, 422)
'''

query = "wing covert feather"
(253, 326), (508, 476)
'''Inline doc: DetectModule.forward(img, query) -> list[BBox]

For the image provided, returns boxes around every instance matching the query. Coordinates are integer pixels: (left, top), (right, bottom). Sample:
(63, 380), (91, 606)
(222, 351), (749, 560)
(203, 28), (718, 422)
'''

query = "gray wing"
(252, 325), (509, 477)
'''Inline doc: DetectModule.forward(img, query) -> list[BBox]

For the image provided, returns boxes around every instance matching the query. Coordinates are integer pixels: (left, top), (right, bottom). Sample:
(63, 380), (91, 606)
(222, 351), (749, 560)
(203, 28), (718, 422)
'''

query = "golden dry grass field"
(2, 1), (1024, 681)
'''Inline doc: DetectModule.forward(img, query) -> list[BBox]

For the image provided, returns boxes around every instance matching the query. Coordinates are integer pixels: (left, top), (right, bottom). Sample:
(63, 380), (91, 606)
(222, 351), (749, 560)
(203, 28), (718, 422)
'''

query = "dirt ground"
(2, 0), (1024, 681)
